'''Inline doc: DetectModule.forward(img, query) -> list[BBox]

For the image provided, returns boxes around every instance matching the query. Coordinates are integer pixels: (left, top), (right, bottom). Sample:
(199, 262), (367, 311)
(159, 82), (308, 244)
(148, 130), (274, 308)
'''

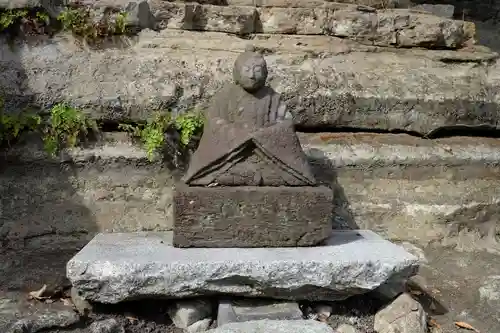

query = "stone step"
(66, 230), (418, 303)
(0, 1), (473, 47)
(142, 4), (475, 47)
(135, 29), (492, 61)
(0, 30), (496, 135)
(301, 133), (500, 251)
(2, 133), (500, 254)
(154, 0), (403, 9)
(16, 0), (412, 10)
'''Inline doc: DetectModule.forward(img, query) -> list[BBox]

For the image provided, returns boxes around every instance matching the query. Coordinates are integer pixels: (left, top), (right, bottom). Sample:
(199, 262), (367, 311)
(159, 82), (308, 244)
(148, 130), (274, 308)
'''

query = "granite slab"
(66, 230), (418, 303)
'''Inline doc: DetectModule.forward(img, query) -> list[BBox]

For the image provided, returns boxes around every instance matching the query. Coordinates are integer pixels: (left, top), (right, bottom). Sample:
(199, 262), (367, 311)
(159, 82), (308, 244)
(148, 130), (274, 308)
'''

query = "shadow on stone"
(303, 291), (388, 330)
(162, 128), (201, 178)
(0, 20), (95, 289)
(0, 36), (97, 293)
(406, 280), (448, 316)
(0, 160), (98, 293)
(88, 299), (189, 332)
(306, 147), (358, 230)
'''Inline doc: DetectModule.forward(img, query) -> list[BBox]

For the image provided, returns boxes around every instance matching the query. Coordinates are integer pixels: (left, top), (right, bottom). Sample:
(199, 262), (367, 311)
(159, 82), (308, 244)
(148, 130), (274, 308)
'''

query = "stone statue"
(183, 48), (317, 187)
(173, 48), (332, 248)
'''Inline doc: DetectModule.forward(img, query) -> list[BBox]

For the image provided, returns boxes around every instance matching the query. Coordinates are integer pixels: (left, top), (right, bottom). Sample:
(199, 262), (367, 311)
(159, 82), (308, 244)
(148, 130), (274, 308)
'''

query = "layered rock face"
(0, 0), (497, 135)
(1, 0), (500, 255)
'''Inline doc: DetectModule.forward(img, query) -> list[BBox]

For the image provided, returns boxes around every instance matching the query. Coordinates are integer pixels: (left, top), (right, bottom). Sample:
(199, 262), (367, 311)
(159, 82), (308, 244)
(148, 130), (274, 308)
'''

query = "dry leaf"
(28, 285), (49, 301)
(454, 321), (480, 332)
(125, 315), (138, 324)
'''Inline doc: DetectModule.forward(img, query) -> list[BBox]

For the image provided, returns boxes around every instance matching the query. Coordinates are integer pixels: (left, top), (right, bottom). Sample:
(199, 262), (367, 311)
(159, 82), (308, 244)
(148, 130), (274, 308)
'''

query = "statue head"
(233, 49), (268, 93)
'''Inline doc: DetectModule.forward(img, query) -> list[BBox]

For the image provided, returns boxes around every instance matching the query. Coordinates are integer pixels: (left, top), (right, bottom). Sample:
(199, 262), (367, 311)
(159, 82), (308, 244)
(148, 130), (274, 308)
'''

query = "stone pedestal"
(66, 230), (418, 304)
(173, 185), (333, 248)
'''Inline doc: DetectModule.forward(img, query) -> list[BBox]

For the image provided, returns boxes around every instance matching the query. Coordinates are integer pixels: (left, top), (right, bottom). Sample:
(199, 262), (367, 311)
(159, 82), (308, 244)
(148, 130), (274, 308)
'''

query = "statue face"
(233, 53), (268, 92)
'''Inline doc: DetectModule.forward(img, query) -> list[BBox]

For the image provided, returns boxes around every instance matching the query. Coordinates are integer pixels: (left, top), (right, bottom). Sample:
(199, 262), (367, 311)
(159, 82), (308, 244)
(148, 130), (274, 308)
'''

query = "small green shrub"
(57, 7), (129, 43)
(119, 111), (205, 162)
(42, 102), (97, 156)
(0, 7), (131, 43)
(0, 8), (52, 36)
(113, 12), (128, 34)
(173, 111), (204, 147)
(0, 9), (28, 31)
(119, 112), (172, 161)
(0, 97), (41, 145)
(35, 11), (50, 23)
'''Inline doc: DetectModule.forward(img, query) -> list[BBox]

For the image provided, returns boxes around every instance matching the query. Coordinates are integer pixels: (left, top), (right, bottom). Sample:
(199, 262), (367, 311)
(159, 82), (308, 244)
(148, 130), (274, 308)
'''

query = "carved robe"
(183, 83), (317, 186)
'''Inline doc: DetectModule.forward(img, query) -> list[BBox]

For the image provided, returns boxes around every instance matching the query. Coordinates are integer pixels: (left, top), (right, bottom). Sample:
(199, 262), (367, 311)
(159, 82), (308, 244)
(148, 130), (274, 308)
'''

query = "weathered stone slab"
(0, 0), (409, 9)
(151, 4), (475, 47)
(173, 185), (332, 248)
(374, 293), (427, 333)
(66, 230), (418, 303)
(207, 319), (335, 333)
(411, 4), (455, 18)
(154, 0), (387, 8)
(1, 29), (496, 135)
(256, 7), (326, 34)
(217, 299), (303, 326)
(324, 9), (474, 48)
(154, 3), (258, 34)
(0, 0), (473, 47)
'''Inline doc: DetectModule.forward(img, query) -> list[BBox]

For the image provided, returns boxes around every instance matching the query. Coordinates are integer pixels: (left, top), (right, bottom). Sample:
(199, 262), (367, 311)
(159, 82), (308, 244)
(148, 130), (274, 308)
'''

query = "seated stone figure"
(182, 48), (317, 187)
(173, 48), (332, 248)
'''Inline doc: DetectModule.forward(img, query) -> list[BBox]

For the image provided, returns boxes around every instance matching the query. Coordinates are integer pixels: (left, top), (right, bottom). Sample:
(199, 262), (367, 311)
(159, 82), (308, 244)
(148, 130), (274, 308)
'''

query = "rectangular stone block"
(66, 230), (419, 304)
(217, 299), (303, 326)
(323, 9), (475, 49)
(257, 7), (327, 35)
(173, 185), (333, 248)
(155, 3), (258, 34)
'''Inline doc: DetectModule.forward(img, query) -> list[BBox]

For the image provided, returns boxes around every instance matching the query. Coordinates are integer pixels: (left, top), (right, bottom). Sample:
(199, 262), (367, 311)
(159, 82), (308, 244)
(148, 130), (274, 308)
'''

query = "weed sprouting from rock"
(119, 111), (205, 162)
(42, 102), (97, 156)
(0, 96), (41, 146)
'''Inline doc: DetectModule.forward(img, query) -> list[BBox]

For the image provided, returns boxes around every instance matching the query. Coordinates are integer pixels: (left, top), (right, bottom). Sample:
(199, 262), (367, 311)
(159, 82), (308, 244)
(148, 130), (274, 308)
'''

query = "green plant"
(0, 9), (28, 31)
(0, 97), (41, 145)
(57, 7), (129, 42)
(42, 102), (97, 156)
(119, 111), (205, 162)
(173, 111), (204, 147)
(57, 8), (96, 39)
(113, 12), (128, 34)
(35, 11), (50, 23)
(119, 112), (172, 161)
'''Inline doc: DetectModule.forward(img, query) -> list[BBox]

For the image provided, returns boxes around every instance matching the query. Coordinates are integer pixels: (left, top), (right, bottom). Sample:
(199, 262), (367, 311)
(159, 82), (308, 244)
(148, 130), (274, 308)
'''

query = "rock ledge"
(66, 230), (418, 303)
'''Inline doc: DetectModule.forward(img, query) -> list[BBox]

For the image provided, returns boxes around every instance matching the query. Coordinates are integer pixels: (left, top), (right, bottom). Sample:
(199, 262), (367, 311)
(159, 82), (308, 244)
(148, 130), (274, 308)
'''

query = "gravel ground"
(1, 290), (384, 333)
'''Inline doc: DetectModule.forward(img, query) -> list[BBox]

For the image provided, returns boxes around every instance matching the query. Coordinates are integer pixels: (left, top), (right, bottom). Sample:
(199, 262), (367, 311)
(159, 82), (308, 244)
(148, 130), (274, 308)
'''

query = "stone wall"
(2, 0), (500, 253)
(2, 133), (500, 254)
(0, 0), (497, 135)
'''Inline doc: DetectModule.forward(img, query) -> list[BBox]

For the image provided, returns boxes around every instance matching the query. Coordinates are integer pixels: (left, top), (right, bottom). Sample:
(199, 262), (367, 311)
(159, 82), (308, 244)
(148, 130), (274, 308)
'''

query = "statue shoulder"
(207, 83), (237, 119)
